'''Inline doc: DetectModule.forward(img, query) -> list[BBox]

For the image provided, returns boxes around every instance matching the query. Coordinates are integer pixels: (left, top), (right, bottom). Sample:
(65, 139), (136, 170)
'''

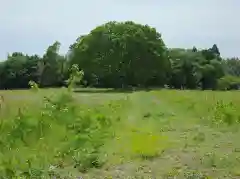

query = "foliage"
(0, 21), (239, 90)
(212, 100), (240, 125)
(67, 64), (84, 91)
(125, 129), (167, 159)
(28, 80), (39, 92)
(222, 58), (240, 77)
(168, 45), (225, 90)
(0, 53), (40, 89)
(1, 89), (240, 177)
(217, 75), (240, 90)
(69, 21), (169, 88)
(0, 89), (116, 177)
(40, 41), (67, 87)
(168, 48), (202, 89)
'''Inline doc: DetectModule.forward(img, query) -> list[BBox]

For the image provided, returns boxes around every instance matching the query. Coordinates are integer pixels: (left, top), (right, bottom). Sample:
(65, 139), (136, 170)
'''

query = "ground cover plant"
(0, 87), (240, 178)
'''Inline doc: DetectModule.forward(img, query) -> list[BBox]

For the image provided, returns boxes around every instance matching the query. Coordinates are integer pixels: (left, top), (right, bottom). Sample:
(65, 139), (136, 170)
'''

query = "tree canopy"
(69, 21), (169, 88)
(0, 21), (239, 90)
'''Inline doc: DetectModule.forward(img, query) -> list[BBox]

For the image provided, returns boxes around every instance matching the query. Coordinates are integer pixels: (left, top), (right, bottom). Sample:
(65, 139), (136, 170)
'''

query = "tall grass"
(1, 87), (240, 178)
(0, 88), (119, 178)
(0, 88), (171, 178)
(0, 70), (119, 178)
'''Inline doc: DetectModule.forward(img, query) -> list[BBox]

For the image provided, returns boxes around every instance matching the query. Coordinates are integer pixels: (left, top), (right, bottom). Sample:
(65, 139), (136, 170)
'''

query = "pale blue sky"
(0, 0), (239, 60)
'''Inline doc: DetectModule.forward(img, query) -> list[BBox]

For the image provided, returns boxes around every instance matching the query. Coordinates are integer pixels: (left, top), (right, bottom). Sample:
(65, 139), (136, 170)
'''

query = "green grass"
(1, 88), (240, 178)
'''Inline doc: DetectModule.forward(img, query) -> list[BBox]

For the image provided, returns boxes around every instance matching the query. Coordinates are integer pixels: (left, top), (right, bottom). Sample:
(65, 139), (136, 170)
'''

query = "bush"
(217, 75), (240, 90)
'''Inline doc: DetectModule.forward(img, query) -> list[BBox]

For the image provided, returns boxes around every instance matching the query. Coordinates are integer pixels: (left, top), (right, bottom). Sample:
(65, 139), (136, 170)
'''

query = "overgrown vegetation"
(0, 66), (111, 177)
(1, 87), (240, 178)
(0, 21), (239, 90)
(0, 66), (168, 178)
(0, 20), (240, 178)
(0, 93), (112, 177)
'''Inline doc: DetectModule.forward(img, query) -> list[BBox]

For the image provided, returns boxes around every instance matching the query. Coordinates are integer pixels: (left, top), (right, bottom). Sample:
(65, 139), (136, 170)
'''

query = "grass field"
(0, 88), (240, 178)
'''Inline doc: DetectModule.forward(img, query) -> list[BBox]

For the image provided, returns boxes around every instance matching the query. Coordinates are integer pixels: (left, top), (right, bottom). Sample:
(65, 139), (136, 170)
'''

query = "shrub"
(217, 75), (240, 90)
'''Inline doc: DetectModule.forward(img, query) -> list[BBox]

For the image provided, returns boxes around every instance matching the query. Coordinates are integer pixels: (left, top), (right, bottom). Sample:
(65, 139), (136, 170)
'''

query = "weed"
(115, 124), (169, 161)
(193, 131), (205, 143)
(0, 80), (115, 177)
(67, 64), (84, 92)
(184, 171), (209, 179)
(28, 80), (39, 92)
(201, 152), (217, 168)
(212, 100), (238, 126)
(0, 88), (240, 178)
(163, 167), (181, 178)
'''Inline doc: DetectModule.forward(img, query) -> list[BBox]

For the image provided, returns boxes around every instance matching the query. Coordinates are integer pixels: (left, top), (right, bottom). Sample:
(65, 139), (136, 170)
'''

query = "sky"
(0, 0), (239, 60)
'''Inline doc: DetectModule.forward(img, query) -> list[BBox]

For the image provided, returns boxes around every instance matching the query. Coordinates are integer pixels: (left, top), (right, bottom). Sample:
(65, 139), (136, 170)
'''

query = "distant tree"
(199, 45), (224, 89)
(69, 21), (169, 88)
(0, 22), (236, 91)
(217, 75), (240, 90)
(168, 46), (224, 90)
(222, 58), (240, 77)
(0, 53), (40, 89)
(211, 44), (220, 57)
(40, 41), (66, 87)
(168, 48), (202, 89)
(192, 46), (197, 52)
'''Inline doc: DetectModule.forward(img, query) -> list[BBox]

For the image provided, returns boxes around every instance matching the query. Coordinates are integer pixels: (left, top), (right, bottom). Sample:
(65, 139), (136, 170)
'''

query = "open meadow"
(0, 88), (240, 178)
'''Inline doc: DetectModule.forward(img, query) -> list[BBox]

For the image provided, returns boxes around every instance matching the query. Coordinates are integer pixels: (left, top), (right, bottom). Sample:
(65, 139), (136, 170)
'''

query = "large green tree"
(40, 41), (66, 87)
(168, 48), (202, 89)
(199, 45), (224, 89)
(0, 21), (237, 91)
(69, 21), (169, 88)
(168, 45), (224, 90)
(0, 53), (40, 89)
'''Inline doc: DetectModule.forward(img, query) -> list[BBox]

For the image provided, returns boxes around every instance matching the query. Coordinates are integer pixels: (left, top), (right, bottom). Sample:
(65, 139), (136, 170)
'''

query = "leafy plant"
(217, 75), (240, 90)
(0, 85), (115, 177)
(67, 64), (84, 92)
(28, 80), (39, 92)
(212, 100), (238, 125)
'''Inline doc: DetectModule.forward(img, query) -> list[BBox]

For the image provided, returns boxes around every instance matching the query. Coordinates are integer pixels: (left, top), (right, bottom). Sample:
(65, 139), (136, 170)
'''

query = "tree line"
(0, 21), (240, 90)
